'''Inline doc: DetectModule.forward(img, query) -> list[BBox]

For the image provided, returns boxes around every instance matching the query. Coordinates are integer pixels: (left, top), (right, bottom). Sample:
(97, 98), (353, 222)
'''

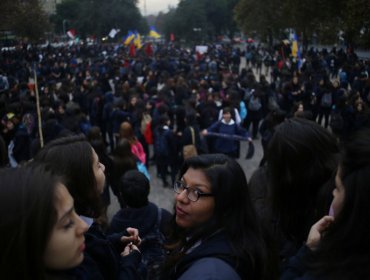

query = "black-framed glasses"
(173, 180), (214, 202)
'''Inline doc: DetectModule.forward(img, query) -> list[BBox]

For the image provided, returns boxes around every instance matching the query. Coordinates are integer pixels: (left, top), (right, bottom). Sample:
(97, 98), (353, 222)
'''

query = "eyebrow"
(181, 179), (209, 189)
(58, 206), (74, 223)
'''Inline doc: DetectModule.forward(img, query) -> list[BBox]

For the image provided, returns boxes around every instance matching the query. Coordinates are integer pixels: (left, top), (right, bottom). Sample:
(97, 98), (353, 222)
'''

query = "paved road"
(107, 139), (263, 219)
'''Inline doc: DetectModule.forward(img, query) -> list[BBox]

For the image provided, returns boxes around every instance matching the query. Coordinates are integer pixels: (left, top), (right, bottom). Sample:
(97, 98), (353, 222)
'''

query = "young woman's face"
(92, 148), (106, 194)
(175, 168), (215, 229)
(331, 168), (346, 218)
(130, 96), (137, 106)
(222, 112), (232, 123)
(145, 102), (152, 111)
(44, 184), (88, 270)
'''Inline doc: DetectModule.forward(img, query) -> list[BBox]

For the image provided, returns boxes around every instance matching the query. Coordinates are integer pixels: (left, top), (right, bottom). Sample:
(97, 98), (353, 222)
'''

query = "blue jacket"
(207, 120), (249, 155)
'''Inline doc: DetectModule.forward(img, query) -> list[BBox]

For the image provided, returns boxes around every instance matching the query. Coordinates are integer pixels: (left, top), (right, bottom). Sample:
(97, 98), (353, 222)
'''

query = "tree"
(53, 0), (146, 38)
(159, 0), (238, 43)
(235, 0), (283, 43)
(341, 0), (370, 47)
(235, 0), (370, 48)
(0, 0), (51, 41)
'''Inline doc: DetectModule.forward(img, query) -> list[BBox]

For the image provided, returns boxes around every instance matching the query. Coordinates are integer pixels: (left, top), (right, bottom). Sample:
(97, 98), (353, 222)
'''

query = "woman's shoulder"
(178, 257), (241, 280)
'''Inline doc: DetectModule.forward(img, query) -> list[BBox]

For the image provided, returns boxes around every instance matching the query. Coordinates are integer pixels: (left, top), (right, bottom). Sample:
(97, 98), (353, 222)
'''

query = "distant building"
(40, 0), (63, 15)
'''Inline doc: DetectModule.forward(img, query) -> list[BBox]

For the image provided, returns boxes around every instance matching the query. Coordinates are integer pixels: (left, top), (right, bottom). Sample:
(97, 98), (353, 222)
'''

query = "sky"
(138, 0), (179, 16)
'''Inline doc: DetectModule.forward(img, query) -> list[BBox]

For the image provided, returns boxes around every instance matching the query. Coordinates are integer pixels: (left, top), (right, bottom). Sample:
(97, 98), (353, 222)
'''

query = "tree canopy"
(235, 0), (370, 48)
(157, 0), (238, 43)
(52, 0), (147, 38)
(0, 0), (51, 41)
(0, 0), (369, 48)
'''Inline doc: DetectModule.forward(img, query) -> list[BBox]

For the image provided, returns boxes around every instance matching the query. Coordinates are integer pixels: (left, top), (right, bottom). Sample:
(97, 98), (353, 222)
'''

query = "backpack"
(321, 92), (332, 108)
(155, 129), (169, 157)
(248, 96), (262, 111)
(139, 208), (166, 280)
(330, 111), (344, 134)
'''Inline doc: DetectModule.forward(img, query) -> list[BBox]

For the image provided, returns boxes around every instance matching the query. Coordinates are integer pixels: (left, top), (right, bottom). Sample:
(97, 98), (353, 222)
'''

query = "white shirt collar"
(221, 119), (235, 125)
(80, 215), (94, 228)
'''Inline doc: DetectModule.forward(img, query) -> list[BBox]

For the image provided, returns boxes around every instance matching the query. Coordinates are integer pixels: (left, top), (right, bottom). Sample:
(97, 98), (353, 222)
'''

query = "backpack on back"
(155, 129), (169, 157)
(139, 208), (166, 280)
(321, 92), (333, 108)
(248, 96), (262, 111)
(330, 111), (344, 134)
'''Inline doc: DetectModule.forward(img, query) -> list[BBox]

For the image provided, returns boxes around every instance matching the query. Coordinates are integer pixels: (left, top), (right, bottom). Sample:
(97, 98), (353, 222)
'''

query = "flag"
(291, 33), (302, 69)
(108, 28), (120, 38)
(67, 29), (76, 39)
(129, 43), (136, 57)
(148, 26), (161, 39)
(145, 42), (153, 56)
(134, 32), (142, 49)
(123, 31), (135, 46)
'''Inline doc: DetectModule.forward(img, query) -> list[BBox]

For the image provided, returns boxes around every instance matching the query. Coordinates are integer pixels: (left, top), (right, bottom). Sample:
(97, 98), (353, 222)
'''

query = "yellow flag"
(134, 32), (142, 49)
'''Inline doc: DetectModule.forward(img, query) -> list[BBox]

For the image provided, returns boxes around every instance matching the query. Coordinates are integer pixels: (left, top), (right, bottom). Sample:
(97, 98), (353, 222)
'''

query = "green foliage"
(235, 0), (370, 48)
(235, 0), (282, 40)
(342, 0), (370, 47)
(53, 0), (147, 38)
(158, 0), (238, 43)
(0, 0), (51, 41)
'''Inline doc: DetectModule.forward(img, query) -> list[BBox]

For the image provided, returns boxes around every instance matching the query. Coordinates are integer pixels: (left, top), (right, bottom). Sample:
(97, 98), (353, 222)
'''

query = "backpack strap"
(189, 126), (195, 145)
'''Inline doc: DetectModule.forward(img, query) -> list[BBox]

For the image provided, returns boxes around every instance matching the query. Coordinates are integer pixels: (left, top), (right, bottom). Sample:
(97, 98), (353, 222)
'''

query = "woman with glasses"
(160, 154), (278, 280)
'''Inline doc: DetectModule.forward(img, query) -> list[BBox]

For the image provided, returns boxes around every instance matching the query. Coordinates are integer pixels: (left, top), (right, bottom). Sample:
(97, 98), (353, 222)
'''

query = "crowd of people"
(1, 39), (370, 279)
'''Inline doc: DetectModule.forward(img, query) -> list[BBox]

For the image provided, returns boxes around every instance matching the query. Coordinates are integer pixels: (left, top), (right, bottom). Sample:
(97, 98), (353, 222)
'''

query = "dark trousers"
(157, 156), (177, 187)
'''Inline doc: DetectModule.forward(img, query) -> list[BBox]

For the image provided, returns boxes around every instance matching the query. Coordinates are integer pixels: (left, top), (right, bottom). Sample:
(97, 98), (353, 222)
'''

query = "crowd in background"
(0, 41), (369, 169)
(1, 40), (370, 279)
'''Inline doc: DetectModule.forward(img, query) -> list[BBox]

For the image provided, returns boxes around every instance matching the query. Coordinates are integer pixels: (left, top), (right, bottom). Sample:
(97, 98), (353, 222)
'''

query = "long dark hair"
(267, 118), (339, 242)
(163, 154), (278, 279)
(34, 134), (103, 218)
(0, 165), (60, 279)
(110, 139), (137, 198)
(310, 129), (370, 279)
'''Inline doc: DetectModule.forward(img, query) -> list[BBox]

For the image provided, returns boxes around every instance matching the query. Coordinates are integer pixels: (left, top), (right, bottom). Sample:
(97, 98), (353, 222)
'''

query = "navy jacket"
(69, 222), (142, 279)
(207, 120), (249, 155)
(164, 230), (246, 280)
(281, 245), (318, 280)
(108, 202), (171, 237)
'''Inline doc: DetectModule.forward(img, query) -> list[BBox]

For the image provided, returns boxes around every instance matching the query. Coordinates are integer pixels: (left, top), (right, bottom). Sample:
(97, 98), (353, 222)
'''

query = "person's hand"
(201, 129), (208, 136)
(306, 216), (334, 251)
(121, 227), (141, 246)
(121, 242), (140, 257)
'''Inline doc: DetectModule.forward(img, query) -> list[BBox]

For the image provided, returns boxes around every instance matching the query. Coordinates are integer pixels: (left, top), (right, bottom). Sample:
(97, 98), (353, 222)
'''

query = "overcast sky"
(138, 0), (179, 15)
